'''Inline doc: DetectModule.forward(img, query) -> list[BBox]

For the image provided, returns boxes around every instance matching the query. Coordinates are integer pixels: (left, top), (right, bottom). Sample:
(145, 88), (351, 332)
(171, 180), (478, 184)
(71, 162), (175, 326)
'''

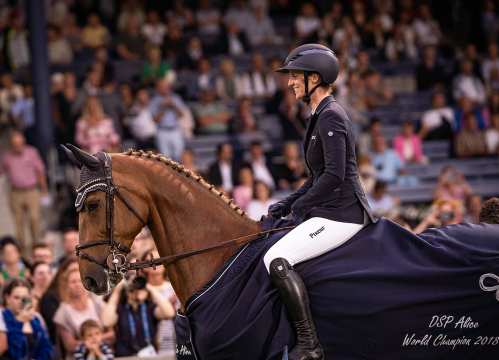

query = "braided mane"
(124, 149), (246, 217)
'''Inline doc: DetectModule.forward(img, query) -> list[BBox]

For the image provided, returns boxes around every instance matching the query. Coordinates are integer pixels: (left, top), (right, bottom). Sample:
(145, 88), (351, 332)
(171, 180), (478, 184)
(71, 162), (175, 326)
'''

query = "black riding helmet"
(276, 43), (339, 103)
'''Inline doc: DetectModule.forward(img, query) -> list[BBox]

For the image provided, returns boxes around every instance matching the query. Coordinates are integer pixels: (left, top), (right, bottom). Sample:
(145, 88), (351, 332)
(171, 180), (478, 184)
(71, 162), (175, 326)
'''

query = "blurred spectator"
(243, 53), (277, 99)
(196, 0), (222, 37)
(180, 148), (198, 173)
(455, 113), (487, 158)
(453, 96), (488, 132)
(433, 166), (472, 202)
(244, 5), (277, 47)
(57, 229), (78, 267)
(233, 166), (254, 210)
(219, 22), (251, 56)
(333, 17), (361, 56)
(414, 199), (463, 233)
(393, 121), (426, 164)
(141, 10), (167, 47)
(141, 250), (178, 356)
(116, 14), (146, 61)
(216, 58), (243, 100)
(75, 96), (120, 154)
(207, 143), (241, 193)
(39, 259), (78, 344)
(419, 91), (454, 140)
(101, 274), (174, 357)
(162, 22), (184, 63)
(295, 3), (320, 41)
(272, 141), (306, 191)
(54, 268), (113, 358)
(464, 194), (482, 224)
(233, 97), (257, 133)
(166, 1), (195, 31)
(125, 87), (157, 150)
(416, 46), (446, 91)
(247, 181), (277, 220)
(245, 141), (275, 189)
(412, 4), (441, 47)
(149, 78), (190, 160)
(482, 43), (499, 86)
(367, 181), (399, 218)
(81, 13), (110, 49)
(117, 0), (145, 32)
(73, 320), (114, 360)
(385, 22), (417, 62)
(47, 25), (73, 65)
(176, 36), (204, 70)
(371, 135), (403, 184)
(0, 279), (53, 359)
(485, 112), (499, 154)
(53, 72), (78, 146)
(194, 58), (216, 96)
(192, 88), (232, 134)
(30, 262), (53, 310)
(32, 243), (54, 266)
(0, 73), (24, 114)
(1, 131), (47, 250)
(363, 70), (393, 109)
(358, 154), (376, 194)
(277, 89), (308, 141)
(142, 47), (172, 87)
(224, 0), (251, 30)
(453, 60), (487, 105)
(10, 83), (35, 145)
(359, 117), (383, 155)
(62, 13), (83, 53)
(482, 0), (499, 43)
(2, 11), (30, 70)
(0, 237), (29, 286)
(461, 43), (483, 79)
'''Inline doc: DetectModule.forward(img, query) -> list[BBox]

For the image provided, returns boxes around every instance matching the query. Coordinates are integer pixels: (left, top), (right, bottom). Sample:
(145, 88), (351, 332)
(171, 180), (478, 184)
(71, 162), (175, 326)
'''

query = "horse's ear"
(60, 144), (82, 169)
(63, 144), (100, 169)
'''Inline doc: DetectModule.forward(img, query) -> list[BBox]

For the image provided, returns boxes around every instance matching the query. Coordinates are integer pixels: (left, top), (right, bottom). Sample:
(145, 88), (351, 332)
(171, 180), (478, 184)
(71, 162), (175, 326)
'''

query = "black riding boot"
(269, 258), (324, 360)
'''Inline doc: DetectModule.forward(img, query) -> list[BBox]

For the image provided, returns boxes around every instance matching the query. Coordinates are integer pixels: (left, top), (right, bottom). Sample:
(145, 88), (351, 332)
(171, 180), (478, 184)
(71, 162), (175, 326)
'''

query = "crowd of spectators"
(0, 0), (499, 357)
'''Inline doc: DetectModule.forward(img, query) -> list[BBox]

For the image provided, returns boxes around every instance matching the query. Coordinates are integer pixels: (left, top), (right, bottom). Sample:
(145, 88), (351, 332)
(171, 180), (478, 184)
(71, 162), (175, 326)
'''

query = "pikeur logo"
(309, 225), (325, 239)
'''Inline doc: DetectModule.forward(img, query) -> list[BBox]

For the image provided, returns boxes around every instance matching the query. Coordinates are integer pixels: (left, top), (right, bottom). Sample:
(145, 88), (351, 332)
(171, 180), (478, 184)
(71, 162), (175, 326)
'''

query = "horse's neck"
(145, 165), (260, 306)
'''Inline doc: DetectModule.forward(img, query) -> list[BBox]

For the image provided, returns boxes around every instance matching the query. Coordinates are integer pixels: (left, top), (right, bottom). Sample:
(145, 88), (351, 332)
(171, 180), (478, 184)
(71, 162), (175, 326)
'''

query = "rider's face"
(288, 71), (305, 100)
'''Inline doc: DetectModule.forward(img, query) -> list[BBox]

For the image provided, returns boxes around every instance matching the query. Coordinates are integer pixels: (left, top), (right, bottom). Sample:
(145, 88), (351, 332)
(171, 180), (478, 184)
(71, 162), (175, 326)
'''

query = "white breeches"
(263, 217), (364, 273)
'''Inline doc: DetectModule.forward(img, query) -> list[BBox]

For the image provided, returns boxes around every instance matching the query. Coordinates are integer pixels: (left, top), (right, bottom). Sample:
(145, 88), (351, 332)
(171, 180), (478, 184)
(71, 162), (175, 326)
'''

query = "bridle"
(75, 153), (295, 277)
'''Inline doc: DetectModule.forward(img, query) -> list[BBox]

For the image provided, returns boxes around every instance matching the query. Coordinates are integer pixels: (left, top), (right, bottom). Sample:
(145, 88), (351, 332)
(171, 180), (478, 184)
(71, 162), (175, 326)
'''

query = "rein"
(74, 151), (295, 275)
(126, 225), (296, 271)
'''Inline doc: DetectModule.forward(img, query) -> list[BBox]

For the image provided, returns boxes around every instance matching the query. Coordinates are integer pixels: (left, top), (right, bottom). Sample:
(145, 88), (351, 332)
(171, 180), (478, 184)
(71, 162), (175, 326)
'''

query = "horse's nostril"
(84, 277), (98, 291)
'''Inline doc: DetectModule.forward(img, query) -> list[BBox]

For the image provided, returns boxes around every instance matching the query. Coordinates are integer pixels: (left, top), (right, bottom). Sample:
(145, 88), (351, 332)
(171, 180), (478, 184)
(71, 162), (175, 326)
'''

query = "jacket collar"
(311, 95), (335, 117)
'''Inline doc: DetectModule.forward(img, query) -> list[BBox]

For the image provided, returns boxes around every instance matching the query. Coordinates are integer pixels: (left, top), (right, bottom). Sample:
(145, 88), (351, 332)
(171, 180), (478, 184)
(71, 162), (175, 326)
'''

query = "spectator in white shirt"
(126, 87), (157, 150)
(419, 92), (454, 140)
(412, 4), (441, 47)
(453, 60), (487, 105)
(245, 141), (275, 189)
(243, 5), (277, 47)
(242, 53), (276, 99)
(482, 43), (499, 85)
(142, 10), (167, 46)
(486, 112), (499, 154)
(295, 2), (321, 40)
(247, 181), (277, 221)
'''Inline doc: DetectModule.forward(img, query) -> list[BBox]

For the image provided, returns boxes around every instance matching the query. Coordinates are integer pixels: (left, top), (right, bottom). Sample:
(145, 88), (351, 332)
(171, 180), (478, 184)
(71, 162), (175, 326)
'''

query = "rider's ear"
(63, 143), (101, 169)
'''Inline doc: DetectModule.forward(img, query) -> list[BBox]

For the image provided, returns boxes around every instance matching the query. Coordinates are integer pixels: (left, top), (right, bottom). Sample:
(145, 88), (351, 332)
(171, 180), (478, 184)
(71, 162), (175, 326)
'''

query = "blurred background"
(0, 0), (498, 358)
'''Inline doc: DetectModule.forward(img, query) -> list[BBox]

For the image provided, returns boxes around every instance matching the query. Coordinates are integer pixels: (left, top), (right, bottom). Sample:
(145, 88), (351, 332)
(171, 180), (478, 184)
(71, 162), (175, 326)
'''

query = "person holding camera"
(101, 274), (175, 357)
(0, 279), (53, 359)
(414, 199), (463, 233)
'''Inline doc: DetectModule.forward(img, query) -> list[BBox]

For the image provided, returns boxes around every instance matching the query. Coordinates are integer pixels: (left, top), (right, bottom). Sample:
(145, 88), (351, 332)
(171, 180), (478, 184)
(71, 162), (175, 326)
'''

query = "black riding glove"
(268, 200), (292, 219)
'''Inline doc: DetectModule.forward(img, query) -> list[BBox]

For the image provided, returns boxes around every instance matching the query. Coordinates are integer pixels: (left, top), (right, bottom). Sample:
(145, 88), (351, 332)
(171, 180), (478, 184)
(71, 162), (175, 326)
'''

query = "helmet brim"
(275, 63), (318, 74)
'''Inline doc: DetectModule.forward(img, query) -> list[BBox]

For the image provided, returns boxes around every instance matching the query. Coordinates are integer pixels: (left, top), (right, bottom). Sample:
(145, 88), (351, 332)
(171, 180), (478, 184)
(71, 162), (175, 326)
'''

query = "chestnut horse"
(68, 147), (260, 304)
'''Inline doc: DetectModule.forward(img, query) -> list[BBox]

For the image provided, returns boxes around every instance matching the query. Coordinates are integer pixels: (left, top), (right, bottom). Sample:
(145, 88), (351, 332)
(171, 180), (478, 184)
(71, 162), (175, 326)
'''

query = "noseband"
(75, 153), (147, 276)
(75, 152), (295, 277)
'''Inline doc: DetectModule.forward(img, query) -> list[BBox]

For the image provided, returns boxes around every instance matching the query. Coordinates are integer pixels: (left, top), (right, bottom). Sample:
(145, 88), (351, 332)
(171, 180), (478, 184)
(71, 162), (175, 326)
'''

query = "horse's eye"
(87, 202), (99, 212)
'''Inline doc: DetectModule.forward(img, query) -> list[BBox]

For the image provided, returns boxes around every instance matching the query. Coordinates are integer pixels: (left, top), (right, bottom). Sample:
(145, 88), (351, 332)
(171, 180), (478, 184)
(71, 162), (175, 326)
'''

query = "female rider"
(265, 44), (376, 360)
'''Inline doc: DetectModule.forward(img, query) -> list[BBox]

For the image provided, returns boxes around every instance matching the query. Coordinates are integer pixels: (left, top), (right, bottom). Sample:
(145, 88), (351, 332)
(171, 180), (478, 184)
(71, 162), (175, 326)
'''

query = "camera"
(438, 211), (455, 223)
(21, 297), (32, 310)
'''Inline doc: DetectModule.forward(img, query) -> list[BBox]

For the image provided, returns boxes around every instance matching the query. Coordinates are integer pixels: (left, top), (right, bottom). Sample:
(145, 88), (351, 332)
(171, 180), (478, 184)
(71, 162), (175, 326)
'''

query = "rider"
(264, 44), (375, 359)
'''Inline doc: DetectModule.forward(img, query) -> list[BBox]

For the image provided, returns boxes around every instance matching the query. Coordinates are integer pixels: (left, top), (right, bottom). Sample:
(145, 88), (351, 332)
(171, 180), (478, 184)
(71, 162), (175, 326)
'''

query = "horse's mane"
(124, 149), (246, 217)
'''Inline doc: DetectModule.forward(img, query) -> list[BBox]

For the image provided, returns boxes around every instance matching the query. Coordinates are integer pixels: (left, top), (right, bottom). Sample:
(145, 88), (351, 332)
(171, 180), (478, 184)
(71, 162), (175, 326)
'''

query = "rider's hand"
(268, 201), (291, 219)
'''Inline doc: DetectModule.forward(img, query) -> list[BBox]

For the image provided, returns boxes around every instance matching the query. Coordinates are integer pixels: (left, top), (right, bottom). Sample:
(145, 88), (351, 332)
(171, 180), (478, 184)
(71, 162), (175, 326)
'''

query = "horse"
(64, 145), (499, 360)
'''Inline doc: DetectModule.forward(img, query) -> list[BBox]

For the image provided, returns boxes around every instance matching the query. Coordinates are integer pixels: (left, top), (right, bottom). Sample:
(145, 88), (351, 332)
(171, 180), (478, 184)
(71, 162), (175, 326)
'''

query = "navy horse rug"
(175, 219), (499, 359)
